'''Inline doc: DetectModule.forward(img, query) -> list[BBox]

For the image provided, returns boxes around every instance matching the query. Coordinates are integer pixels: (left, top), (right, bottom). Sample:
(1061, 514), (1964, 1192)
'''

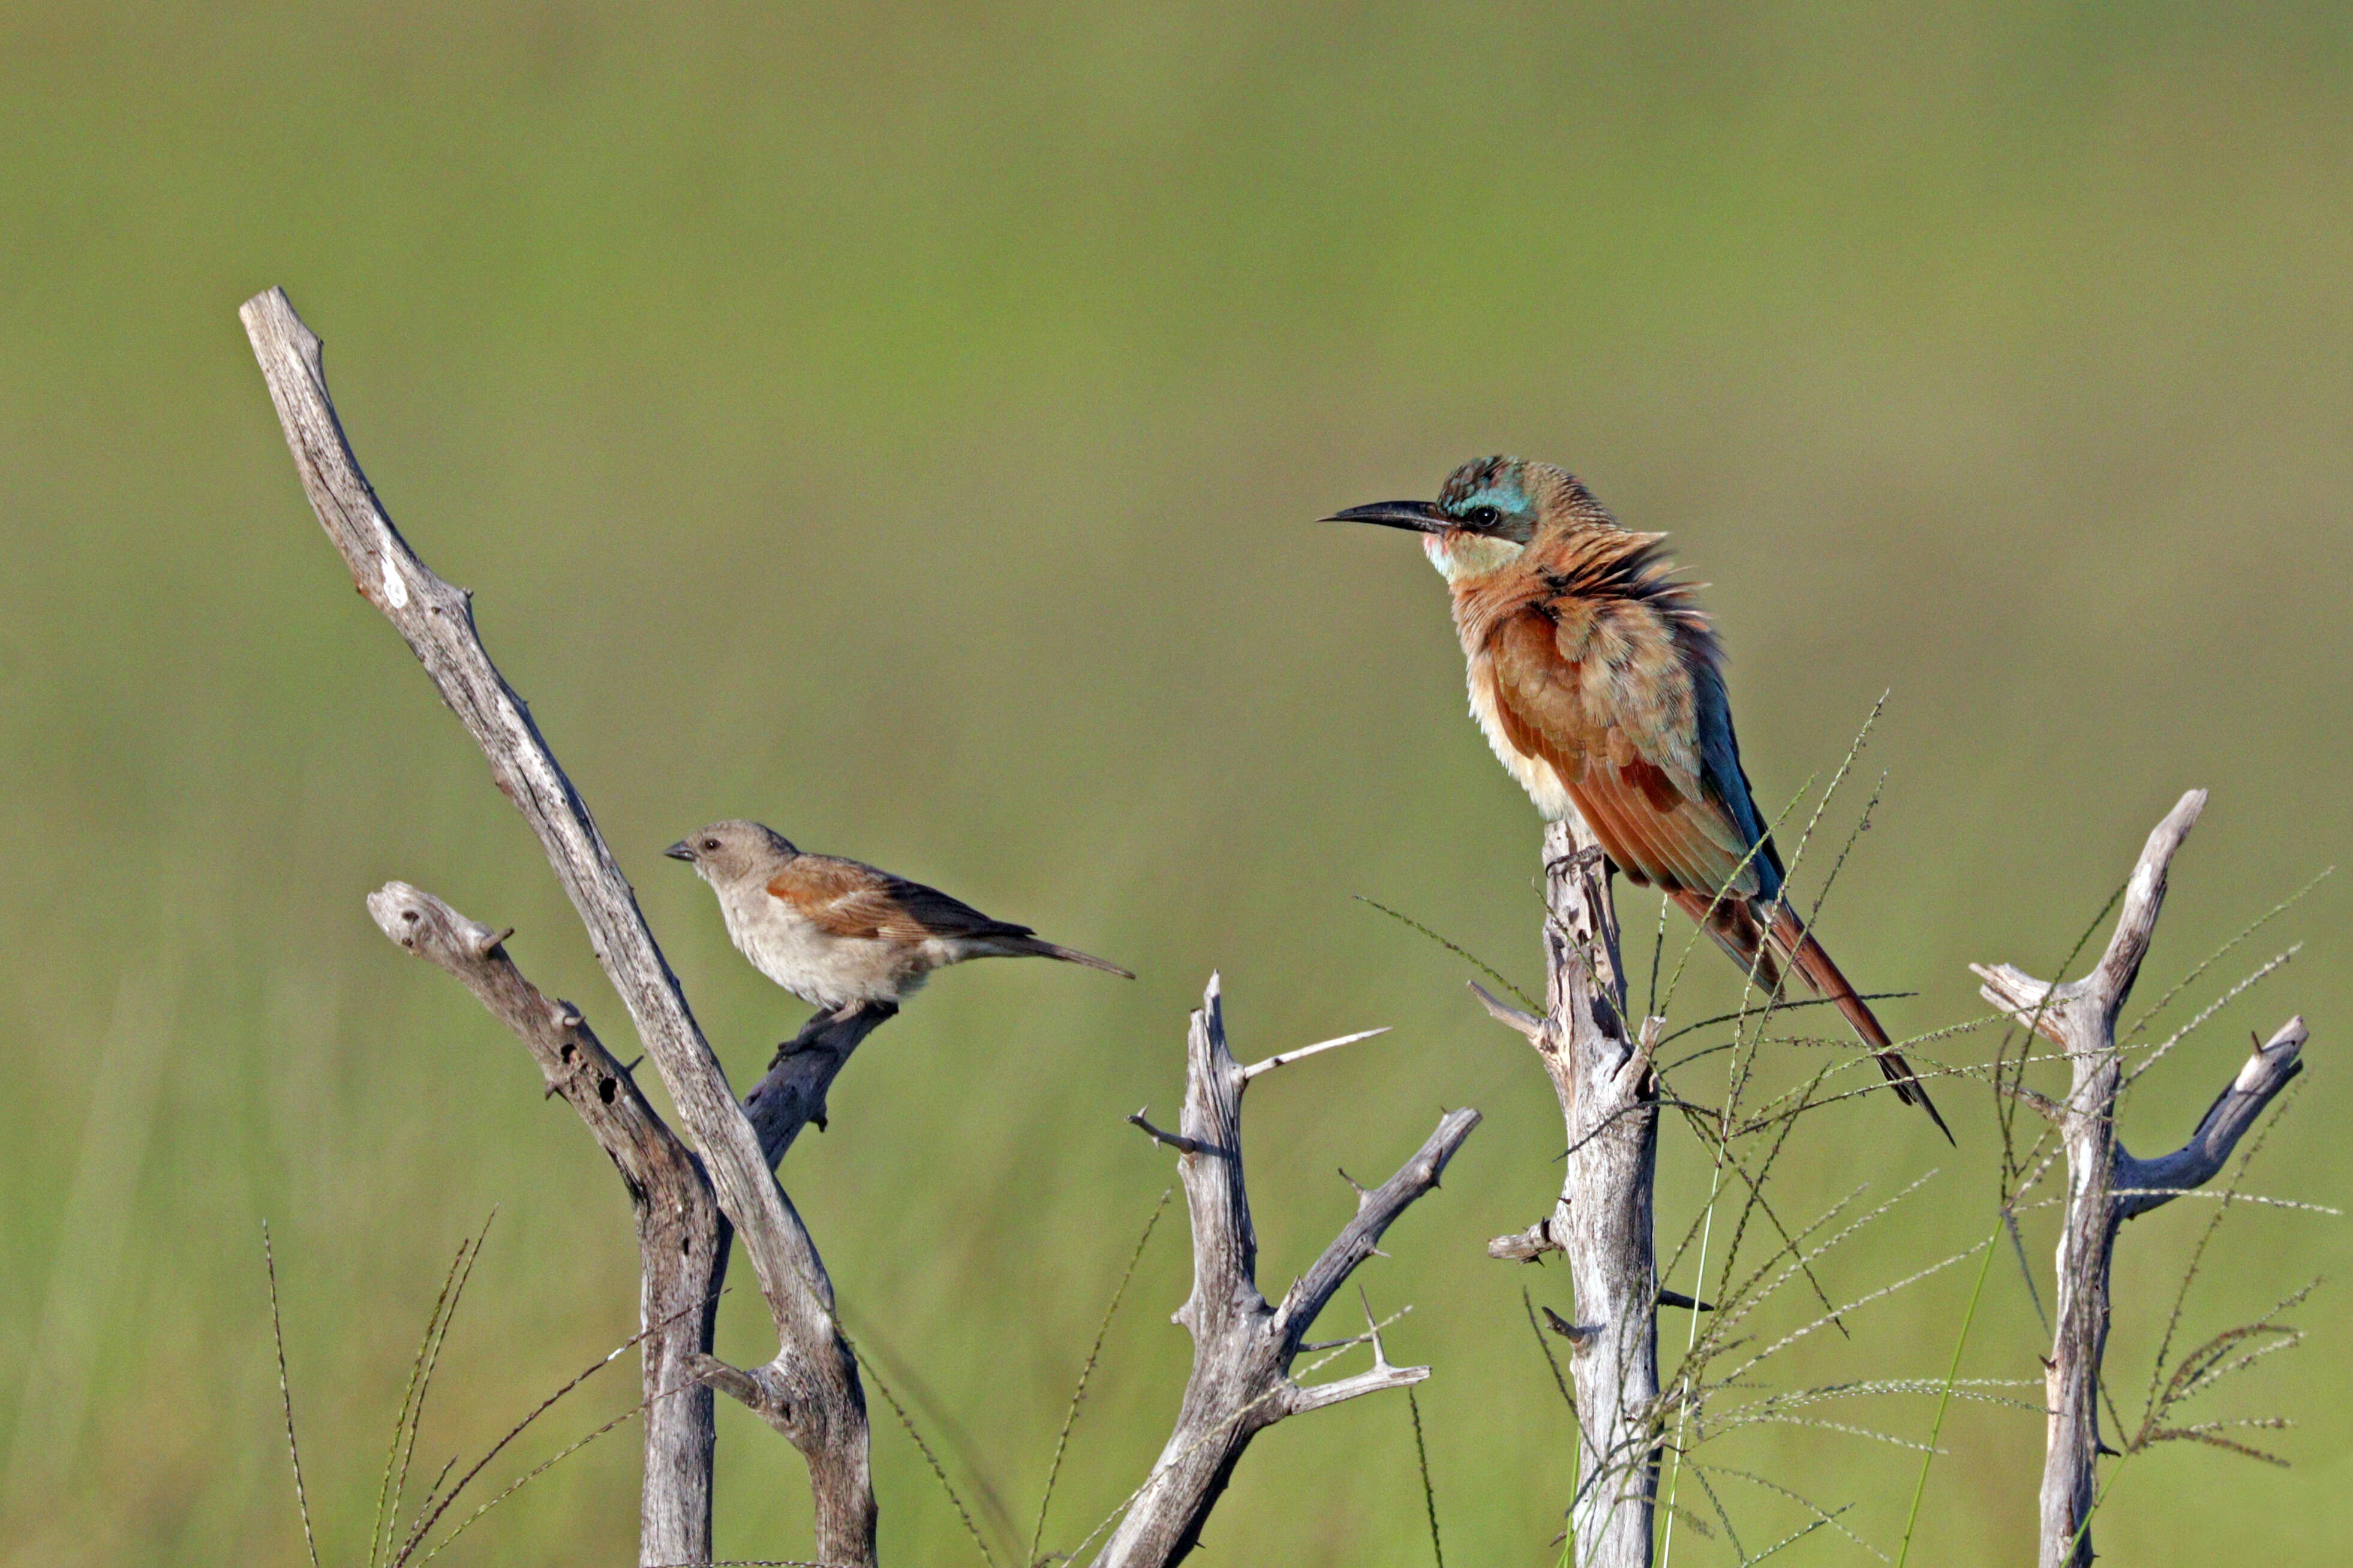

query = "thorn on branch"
(1540, 1305), (1598, 1349)
(685, 1353), (771, 1416)
(1356, 1285), (1395, 1370)
(1487, 1215), (1565, 1262)
(1237, 1026), (1391, 1083)
(1470, 980), (1546, 1043)
(1126, 1107), (1204, 1157)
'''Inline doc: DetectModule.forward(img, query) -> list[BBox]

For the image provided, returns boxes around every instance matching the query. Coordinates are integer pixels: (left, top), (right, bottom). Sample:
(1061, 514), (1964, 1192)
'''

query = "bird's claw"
(1543, 844), (1610, 880)
(768, 1026), (829, 1067)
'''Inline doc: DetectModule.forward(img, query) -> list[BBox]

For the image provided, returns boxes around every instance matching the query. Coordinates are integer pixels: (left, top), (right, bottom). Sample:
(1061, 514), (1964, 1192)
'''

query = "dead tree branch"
(242, 288), (876, 1566)
(1973, 790), (2311, 1568)
(1093, 974), (1478, 1568)
(745, 1007), (897, 1167)
(2114, 1018), (2307, 1223)
(363, 884), (887, 1564)
(1483, 819), (1660, 1568)
(366, 883), (723, 1566)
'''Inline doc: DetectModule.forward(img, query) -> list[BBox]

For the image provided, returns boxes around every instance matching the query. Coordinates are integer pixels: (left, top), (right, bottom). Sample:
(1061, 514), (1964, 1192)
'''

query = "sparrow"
(666, 820), (1132, 1043)
(1330, 456), (1949, 1139)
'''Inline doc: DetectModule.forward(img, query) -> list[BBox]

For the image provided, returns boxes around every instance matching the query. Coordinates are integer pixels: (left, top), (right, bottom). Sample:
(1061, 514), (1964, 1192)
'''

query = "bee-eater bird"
(668, 820), (1132, 1043)
(1330, 457), (1948, 1139)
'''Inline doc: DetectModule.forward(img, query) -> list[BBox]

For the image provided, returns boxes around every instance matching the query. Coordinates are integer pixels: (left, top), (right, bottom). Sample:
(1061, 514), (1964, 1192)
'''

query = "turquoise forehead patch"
(1447, 478), (1529, 517)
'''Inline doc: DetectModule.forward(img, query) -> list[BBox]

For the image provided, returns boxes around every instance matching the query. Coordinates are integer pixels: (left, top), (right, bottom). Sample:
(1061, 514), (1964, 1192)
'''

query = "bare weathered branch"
(1276, 1106), (1477, 1348)
(2116, 1018), (2306, 1221)
(1470, 980), (1546, 1042)
(745, 1007), (895, 1168)
(1484, 819), (1660, 1568)
(244, 288), (875, 1565)
(1236, 1027), (1389, 1082)
(1092, 975), (1478, 1568)
(1488, 1215), (1565, 1263)
(1973, 791), (2207, 1050)
(1973, 791), (2315, 1568)
(367, 883), (722, 1566)
(1126, 1108), (1206, 1156)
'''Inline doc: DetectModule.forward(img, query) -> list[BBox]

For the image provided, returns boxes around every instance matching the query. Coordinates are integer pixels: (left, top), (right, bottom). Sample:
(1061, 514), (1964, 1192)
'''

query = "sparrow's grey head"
(665, 819), (797, 886)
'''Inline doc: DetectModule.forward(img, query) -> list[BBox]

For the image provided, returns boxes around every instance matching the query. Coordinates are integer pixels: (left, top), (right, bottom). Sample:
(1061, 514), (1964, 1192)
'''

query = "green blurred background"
(3, 2), (2348, 1563)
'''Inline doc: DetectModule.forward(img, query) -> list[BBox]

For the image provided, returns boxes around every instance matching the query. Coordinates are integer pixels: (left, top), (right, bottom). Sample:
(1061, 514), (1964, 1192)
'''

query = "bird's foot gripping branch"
(1330, 456), (1948, 1140)
(245, 287), (1470, 1568)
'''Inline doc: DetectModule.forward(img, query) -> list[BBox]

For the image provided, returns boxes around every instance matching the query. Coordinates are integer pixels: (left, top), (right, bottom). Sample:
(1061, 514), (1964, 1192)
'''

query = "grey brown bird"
(1330, 456), (1949, 1140)
(666, 820), (1131, 1044)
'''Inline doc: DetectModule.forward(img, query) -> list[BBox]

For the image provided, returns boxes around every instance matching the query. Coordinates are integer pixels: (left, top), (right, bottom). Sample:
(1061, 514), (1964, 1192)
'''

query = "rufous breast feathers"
(1458, 534), (1762, 901)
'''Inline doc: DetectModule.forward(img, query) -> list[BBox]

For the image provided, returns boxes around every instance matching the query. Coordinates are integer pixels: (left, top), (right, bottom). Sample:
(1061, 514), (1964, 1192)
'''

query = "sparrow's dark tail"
(998, 935), (1135, 979)
(1671, 889), (1951, 1143)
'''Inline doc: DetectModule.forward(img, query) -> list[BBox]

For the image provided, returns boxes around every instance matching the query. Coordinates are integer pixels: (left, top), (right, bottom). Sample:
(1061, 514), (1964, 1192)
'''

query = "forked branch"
(366, 883), (894, 1564)
(2115, 1018), (2306, 1221)
(243, 288), (875, 1565)
(1972, 790), (2313, 1568)
(1092, 975), (1478, 1568)
(367, 883), (723, 1566)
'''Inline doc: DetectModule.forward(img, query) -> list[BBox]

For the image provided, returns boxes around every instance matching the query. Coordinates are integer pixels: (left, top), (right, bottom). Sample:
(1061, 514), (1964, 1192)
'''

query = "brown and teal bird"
(1330, 456), (1949, 1139)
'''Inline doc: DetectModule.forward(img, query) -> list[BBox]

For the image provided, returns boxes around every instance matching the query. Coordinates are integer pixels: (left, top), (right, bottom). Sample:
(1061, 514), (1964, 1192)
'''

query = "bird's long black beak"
(1323, 499), (1449, 534)
(663, 840), (696, 862)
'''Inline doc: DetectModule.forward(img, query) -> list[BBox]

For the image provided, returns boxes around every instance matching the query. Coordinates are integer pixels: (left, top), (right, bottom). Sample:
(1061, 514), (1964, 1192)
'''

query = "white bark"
(243, 289), (877, 1566)
(1482, 820), (1660, 1568)
(368, 884), (723, 1565)
(1973, 790), (2309, 1568)
(1094, 976), (1479, 1568)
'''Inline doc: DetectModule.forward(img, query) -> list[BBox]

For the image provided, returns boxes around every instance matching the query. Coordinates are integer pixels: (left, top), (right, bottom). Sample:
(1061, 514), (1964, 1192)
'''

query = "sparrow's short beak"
(664, 840), (696, 863)
(1323, 499), (1450, 534)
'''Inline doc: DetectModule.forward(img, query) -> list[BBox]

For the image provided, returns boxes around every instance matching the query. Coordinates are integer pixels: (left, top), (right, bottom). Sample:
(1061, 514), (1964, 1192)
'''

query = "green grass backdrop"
(2, 3), (2348, 1564)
